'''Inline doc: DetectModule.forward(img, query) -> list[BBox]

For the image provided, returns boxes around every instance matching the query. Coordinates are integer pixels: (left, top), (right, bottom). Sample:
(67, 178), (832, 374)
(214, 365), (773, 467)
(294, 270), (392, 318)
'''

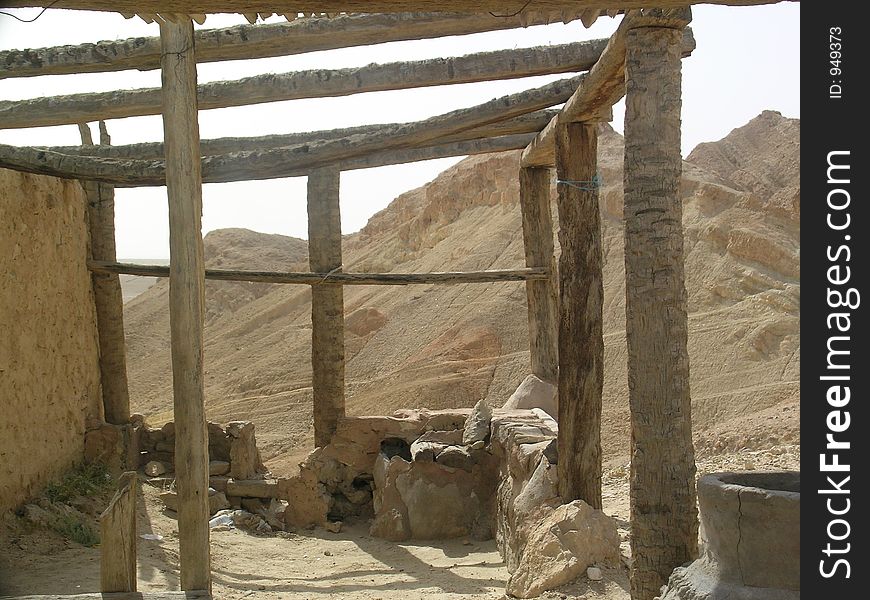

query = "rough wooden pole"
(307, 167), (345, 447)
(100, 471), (137, 592)
(519, 166), (558, 383)
(160, 20), (211, 592)
(78, 122), (131, 425)
(554, 122), (603, 509)
(623, 14), (698, 600)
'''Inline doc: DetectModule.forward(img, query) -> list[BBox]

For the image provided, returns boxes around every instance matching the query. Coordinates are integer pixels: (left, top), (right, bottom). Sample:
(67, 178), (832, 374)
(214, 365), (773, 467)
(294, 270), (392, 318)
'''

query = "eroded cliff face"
(123, 112), (800, 473)
(0, 169), (103, 512)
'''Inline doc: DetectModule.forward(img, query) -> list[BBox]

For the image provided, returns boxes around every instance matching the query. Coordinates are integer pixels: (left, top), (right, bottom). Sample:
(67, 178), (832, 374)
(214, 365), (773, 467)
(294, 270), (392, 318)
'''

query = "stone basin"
(660, 471), (800, 600)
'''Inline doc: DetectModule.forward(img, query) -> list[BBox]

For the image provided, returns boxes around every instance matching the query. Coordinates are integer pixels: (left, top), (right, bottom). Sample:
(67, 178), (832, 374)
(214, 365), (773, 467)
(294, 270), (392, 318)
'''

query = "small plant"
(44, 462), (113, 503)
(52, 514), (100, 547)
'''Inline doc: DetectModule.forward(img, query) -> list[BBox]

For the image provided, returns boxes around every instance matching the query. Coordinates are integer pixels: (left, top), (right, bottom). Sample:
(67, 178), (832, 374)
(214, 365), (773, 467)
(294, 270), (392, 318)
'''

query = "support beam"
(555, 122), (603, 509)
(0, 39), (607, 129)
(89, 260), (548, 285)
(0, 74), (580, 185)
(100, 472), (137, 593)
(0, 132), (536, 187)
(307, 167), (345, 447)
(519, 167), (558, 383)
(623, 13), (698, 600)
(0, 12), (585, 79)
(0, 1), (800, 15)
(521, 25), (695, 167)
(160, 20), (210, 592)
(44, 110), (558, 160)
(78, 122), (131, 425)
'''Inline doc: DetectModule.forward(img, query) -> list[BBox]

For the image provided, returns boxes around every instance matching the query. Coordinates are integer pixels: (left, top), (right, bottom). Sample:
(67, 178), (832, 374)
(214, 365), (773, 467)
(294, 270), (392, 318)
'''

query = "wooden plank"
(43, 110), (558, 160)
(6, 593), (210, 600)
(78, 122), (131, 426)
(518, 166), (558, 384)
(521, 25), (695, 167)
(100, 471), (138, 593)
(307, 167), (345, 447)
(623, 17), (698, 600)
(0, 13), (591, 79)
(0, 74), (579, 185)
(88, 261), (548, 285)
(0, 39), (607, 129)
(555, 122), (603, 509)
(0, 1), (800, 15)
(0, 132), (536, 187)
(159, 20), (211, 592)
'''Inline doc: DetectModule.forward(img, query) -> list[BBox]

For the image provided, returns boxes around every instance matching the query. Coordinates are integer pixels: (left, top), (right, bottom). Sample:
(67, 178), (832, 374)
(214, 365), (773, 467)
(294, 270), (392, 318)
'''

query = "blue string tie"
(556, 173), (603, 191)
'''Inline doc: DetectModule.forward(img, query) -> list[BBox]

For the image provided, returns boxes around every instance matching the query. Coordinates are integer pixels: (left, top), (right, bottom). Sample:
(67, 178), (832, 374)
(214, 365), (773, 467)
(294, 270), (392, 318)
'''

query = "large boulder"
(502, 374), (558, 420)
(506, 500), (620, 598)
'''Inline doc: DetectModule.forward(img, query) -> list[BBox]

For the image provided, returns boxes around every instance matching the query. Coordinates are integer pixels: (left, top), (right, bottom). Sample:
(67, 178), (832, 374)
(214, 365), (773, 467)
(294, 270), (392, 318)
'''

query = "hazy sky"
(0, 4), (799, 259)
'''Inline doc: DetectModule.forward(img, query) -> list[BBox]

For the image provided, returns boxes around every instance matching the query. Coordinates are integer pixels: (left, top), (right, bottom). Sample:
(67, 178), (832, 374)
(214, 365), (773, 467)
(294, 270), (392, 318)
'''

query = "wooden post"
(78, 122), (131, 425)
(307, 167), (345, 447)
(554, 122), (603, 509)
(623, 12), (697, 600)
(519, 166), (558, 383)
(100, 471), (137, 592)
(160, 19), (211, 592)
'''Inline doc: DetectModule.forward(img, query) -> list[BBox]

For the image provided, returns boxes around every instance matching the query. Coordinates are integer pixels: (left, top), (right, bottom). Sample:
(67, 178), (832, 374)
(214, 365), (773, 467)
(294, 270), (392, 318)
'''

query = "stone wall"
(0, 169), (103, 513)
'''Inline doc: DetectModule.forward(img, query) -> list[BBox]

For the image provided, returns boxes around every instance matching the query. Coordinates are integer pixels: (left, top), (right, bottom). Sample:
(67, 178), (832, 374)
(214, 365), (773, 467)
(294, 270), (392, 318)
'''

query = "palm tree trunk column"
(623, 13), (698, 600)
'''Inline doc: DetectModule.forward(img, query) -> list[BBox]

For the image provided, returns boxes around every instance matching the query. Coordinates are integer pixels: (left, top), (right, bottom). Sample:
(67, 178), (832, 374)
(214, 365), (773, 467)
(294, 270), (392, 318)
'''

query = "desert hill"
(123, 111), (800, 474)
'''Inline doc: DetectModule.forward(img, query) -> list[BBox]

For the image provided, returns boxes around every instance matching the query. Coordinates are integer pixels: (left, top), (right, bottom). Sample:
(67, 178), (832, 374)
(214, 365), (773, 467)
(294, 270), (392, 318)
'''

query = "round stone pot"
(660, 471), (800, 600)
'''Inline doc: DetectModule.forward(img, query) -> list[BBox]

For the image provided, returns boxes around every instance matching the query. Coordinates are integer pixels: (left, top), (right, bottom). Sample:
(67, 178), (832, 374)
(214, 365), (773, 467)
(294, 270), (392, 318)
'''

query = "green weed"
(44, 462), (113, 503)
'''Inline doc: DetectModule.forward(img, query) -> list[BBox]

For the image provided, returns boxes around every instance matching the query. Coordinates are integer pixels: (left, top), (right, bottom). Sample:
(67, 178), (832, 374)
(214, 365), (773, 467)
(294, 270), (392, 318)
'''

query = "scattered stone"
(435, 445), (475, 471)
(543, 439), (558, 465)
(241, 497), (265, 513)
(463, 400), (492, 445)
(410, 440), (444, 462)
(470, 440), (485, 450)
(160, 421), (175, 439)
(129, 413), (146, 427)
(209, 476), (229, 493)
(159, 492), (178, 512)
(587, 566), (603, 581)
(324, 550), (333, 556)
(418, 429), (463, 445)
(209, 460), (230, 476)
(227, 421), (262, 480)
(325, 520), (342, 533)
(506, 500), (620, 598)
(226, 478), (279, 499)
(144, 460), (168, 477)
(502, 374), (558, 420)
(209, 492), (231, 515)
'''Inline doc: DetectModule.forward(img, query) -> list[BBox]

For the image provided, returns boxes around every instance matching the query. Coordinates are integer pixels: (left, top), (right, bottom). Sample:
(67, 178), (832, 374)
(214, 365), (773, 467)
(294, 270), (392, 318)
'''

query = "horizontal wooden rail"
(41, 110), (557, 160)
(0, 39), (604, 130)
(90, 260), (548, 285)
(0, 12), (584, 79)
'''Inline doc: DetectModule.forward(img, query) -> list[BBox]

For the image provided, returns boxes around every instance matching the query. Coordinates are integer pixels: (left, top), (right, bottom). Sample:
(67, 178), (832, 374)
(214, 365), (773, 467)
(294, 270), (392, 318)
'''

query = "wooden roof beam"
(521, 20), (695, 167)
(0, 12), (588, 80)
(0, 38), (608, 130)
(0, 1), (800, 15)
(0, 73), (580, 185)
(40, 109), (558, 160)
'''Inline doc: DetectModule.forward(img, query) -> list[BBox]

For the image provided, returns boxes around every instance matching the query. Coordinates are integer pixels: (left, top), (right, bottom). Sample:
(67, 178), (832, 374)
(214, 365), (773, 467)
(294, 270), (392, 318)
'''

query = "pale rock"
(470, 440), (485, 450)
(144, 460), (168, 477)
(436, 445), (475, 471)
(209, 491), (231, 515)
(587, 566), (603, 581)
(227, 421), (262, 480)
(209, 460), (230, 476)
(503, 374), (558, 420)
(410, 440), (443, 462)
(418, 429), (464, 445)
(159, 491), (178, 512)
(325, 520), (342, 533)
(506, 500), (620, 598)
(226, 478), (279, 499)
(463, 399), (492, 445)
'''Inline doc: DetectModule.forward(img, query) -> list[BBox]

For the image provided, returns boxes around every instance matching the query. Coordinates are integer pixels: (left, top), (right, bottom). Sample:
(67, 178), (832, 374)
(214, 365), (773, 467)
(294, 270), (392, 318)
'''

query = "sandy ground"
(0, 445), (798, 599)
